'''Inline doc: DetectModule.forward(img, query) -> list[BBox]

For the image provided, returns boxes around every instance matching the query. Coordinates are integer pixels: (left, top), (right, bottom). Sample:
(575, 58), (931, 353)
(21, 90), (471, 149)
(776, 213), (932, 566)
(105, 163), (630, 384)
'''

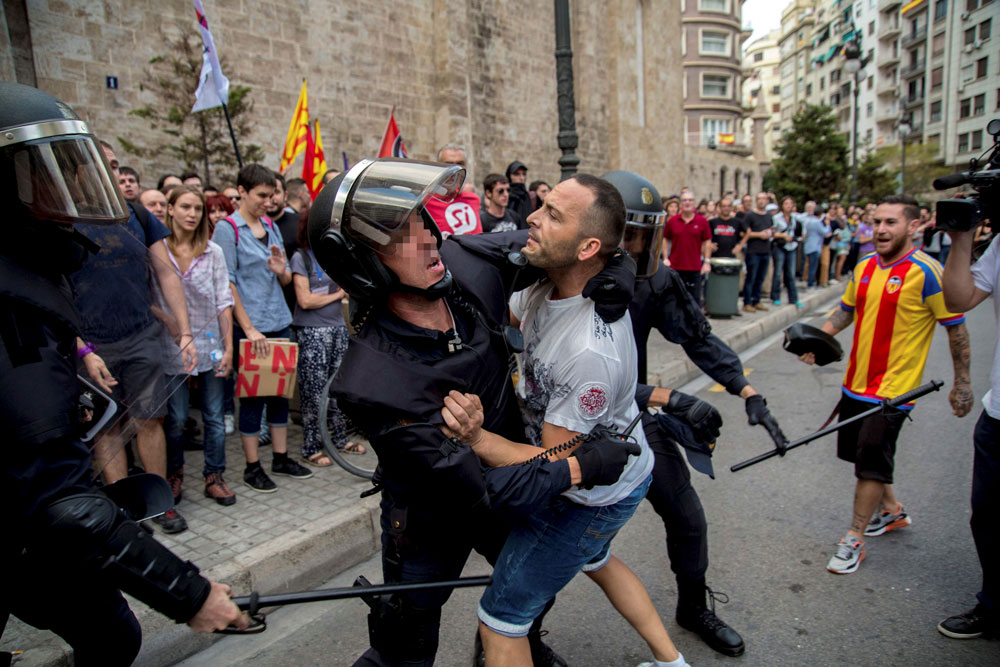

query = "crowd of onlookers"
(89, 142), (994, 537)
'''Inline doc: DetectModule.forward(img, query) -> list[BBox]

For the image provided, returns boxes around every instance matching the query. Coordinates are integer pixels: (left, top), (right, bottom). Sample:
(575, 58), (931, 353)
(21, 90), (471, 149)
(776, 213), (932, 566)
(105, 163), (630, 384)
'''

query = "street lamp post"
(843, 36), (867, 204)
(898, 114), (912, 194)
(553, 0), (580, 181)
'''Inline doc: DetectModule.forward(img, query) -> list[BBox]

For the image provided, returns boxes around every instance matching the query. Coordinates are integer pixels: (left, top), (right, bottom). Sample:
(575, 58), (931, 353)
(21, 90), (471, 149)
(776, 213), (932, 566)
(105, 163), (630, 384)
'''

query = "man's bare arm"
(942, 230), (991, 312)
(946, 323), (974, 418)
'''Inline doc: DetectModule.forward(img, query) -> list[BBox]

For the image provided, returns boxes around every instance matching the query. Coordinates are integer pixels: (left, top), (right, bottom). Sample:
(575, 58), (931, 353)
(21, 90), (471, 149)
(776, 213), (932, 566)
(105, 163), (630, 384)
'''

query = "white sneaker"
(224, 414), (235, 435)
(827, 535), (865, 574)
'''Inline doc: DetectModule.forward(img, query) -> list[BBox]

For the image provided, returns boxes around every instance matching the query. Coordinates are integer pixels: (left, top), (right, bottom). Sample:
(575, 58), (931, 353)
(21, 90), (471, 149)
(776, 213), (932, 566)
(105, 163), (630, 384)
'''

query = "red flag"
(302, 120), (328, 200)
(377, 107), (408, 158)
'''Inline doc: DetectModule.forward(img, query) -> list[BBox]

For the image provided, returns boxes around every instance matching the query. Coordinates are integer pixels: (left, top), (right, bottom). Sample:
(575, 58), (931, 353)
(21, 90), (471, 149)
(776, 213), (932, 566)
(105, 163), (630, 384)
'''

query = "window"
(821, 76), (826, 90)
(771, 85), (781, 95)
(928, 133), (941, 147)
(931, 100), (942, 121)
(754, 51), (764, 62)
(700, 0), (728, 12)
(960, 97), (972, 118)
(865, 128), (873, 143)
(962, 64), (975, 82)
(965, 27), (977, 46)
(935, 0), (948, 20)
(971, 130), (983, 150)
(932, 67), (943, 89)
(974, 93), (985, 114)
(866, 101), (874, 117)
(701, 118), (732, 145)
(997, 88), (1000, 109)
(867, 76), (874, 90)
(831, 92), (841, 106)
(806, 83), (813, 95)
(958, 132), (969, 152)
(869, 21), (875, 35)
(980, 19), (991, 41)
(933, 33), (946, 57)
(772, 103), (781, 112)
(831, 69), (841, 83)
(701, 30), (729, 55)
(702, 74), (731, 98)
(977, 57), (988, 79)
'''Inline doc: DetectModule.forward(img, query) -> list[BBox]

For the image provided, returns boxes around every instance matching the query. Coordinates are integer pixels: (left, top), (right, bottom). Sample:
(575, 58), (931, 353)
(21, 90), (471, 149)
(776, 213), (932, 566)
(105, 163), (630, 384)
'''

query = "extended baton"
(730, 380), (945, 473)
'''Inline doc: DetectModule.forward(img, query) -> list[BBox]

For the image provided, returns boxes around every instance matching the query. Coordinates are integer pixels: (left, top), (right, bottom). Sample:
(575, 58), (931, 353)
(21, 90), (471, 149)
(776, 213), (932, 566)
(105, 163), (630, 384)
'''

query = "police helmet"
(0, 82), (129, 227)
(601, 170), (665, 279)
(309, 158), (465, 303)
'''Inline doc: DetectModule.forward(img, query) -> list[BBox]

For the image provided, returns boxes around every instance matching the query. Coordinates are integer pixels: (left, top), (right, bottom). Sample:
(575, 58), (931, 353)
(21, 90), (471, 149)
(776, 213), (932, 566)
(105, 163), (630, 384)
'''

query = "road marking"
(709, 369), (752, 392)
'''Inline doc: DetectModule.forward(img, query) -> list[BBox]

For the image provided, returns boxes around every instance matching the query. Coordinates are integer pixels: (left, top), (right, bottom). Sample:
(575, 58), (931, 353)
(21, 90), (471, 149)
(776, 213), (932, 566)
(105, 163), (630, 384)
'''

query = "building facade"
(742, 28), (782, 160)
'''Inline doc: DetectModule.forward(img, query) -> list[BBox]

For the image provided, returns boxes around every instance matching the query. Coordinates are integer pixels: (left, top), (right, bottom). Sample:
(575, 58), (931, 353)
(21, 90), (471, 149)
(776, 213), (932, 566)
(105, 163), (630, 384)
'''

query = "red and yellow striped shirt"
(840, 249), (965, 406)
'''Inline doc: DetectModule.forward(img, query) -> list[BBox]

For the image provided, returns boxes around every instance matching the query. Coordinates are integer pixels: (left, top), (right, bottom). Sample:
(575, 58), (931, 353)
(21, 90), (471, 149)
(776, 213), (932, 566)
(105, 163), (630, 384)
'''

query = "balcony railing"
(877, 51), (901, 68)
(878, 23), (901, 40)
(900, 26), (928, 49)
(900, 59), (926, 79)
(876, 79), (900, 97)
(903, 92), (925, 110)
(685, 132), (752, 151)
(878, 0), (902, 11)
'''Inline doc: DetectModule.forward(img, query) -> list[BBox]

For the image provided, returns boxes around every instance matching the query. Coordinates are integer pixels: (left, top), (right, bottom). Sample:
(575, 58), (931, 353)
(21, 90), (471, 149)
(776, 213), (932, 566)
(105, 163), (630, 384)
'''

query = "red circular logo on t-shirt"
(578, 384), (609, 418)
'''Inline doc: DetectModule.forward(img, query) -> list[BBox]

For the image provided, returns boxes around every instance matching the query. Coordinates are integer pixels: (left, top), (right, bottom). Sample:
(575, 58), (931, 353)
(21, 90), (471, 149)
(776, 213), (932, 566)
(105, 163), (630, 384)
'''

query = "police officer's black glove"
(745, 394), (789, 455)
(582, 249), (636, 323)
(572, 437), (642, 490)
(664, 390), (722, 443)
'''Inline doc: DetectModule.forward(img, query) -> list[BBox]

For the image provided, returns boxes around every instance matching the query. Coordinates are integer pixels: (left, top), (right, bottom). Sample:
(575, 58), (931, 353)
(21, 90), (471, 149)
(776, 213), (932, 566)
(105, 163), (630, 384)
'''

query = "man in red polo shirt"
(663, 191), (712, 305)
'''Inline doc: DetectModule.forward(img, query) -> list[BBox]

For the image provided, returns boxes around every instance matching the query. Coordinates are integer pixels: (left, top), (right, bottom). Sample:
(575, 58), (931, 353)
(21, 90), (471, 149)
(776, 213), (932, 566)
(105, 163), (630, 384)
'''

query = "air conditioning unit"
(974, 40), (982, 49)
(961, 12), (970, 21)
(964, 43), (974, 53)
(958, 82), (965, 92)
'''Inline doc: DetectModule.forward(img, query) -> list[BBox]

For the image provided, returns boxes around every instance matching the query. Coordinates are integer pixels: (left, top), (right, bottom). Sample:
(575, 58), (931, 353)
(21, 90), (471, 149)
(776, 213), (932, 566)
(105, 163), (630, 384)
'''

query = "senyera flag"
(377, 107), (408, 158)
(280, 80), (310, 172)
(191, 0), (230, 112)
(303, 120), (328, 200)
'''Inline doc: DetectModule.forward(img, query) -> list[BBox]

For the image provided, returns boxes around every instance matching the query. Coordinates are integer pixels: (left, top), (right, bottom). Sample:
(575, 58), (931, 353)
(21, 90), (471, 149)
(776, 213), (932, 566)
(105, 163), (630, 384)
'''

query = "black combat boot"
(676, 579), (745, 657)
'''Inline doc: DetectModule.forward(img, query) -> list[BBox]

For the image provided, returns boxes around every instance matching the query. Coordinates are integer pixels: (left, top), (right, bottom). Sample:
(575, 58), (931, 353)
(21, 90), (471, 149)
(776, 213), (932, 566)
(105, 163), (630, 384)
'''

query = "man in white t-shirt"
(940, 229), (1000, 640)
(442, 174), (688, 667)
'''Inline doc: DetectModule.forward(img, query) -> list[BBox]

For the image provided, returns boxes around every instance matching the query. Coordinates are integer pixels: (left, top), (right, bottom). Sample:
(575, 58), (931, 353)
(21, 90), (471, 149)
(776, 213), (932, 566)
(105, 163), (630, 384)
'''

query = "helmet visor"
(12, 134), (128, 226)
(344, 159), (465, 254)
(621, 211), (665, 279)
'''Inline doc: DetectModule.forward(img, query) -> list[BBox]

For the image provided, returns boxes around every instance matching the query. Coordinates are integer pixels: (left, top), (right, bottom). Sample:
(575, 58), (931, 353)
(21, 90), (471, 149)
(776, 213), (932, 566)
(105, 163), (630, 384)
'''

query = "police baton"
(221, 575), (493, 634)
(730, 380), (945, 473)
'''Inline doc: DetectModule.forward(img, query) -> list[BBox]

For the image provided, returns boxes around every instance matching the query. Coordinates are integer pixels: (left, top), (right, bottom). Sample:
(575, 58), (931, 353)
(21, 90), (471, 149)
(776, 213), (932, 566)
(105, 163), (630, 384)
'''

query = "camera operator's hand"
(950, 382), (974, 418)
(572, 437), (641, 490)
(664, 390), (722, 443)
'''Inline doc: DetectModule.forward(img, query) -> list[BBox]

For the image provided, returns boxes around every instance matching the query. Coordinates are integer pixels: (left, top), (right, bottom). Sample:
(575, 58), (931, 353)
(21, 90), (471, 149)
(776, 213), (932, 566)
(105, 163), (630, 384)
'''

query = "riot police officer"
(604, 170), (791, 657)
(0, 82), (246, 666)
(308, 159), (638, 667)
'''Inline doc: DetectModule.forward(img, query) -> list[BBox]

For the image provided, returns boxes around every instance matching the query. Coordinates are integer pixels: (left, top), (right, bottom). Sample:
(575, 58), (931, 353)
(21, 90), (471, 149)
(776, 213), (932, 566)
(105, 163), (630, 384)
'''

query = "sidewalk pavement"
(1, 281), (846, 667)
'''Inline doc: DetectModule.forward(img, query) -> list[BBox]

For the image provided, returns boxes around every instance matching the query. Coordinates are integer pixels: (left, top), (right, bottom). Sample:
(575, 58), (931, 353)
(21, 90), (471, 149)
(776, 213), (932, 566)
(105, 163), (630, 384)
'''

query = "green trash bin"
(706, 257), (743, 318)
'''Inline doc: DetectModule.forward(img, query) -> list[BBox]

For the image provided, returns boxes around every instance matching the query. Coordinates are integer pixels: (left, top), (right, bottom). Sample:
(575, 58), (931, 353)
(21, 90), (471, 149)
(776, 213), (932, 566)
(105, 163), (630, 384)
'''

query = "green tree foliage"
(119, 33), (263, 186)
(762, 105), (849, 203)
(854, 149), (897, 204)
(873, 142), (952, 199)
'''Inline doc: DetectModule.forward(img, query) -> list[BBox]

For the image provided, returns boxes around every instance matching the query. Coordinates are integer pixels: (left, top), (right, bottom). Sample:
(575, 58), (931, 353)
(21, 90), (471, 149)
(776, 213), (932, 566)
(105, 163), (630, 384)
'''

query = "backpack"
(224, 215), (274, 245)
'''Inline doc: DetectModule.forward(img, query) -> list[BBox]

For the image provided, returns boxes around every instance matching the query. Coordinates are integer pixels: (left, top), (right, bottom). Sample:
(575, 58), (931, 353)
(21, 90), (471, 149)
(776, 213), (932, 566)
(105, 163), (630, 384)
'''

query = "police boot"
(676, 579), (745, 657)
(472, 628), (569, 667)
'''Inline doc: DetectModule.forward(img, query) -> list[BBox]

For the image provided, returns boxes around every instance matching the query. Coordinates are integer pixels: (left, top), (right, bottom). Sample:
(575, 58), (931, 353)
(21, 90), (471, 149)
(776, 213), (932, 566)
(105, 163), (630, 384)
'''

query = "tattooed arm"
(946, 323), (974, 418)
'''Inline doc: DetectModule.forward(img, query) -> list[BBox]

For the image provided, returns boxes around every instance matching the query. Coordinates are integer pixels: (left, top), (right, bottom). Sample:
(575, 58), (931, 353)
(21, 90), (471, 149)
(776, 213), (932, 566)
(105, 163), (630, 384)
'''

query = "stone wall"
(6, 0), (685, 194)
(684, 144), (769, 201)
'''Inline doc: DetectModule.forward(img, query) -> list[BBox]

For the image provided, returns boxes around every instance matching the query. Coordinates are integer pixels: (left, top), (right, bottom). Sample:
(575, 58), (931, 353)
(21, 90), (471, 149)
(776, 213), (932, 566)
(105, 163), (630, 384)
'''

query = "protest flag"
(377, 106), (408, 158)
(191, 0), (241, 166)
(280, 80), (310, 172)
(303, 120), (328, 200)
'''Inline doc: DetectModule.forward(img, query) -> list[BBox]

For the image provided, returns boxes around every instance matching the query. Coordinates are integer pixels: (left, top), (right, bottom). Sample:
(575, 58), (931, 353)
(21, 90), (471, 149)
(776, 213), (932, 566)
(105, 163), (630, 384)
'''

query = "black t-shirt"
(273, 209), (300, 259)
(480, 207), (526, 233)
(822, 217), (841, 246)
(743, 211), (773, 255)
(708, 216), (745, 258)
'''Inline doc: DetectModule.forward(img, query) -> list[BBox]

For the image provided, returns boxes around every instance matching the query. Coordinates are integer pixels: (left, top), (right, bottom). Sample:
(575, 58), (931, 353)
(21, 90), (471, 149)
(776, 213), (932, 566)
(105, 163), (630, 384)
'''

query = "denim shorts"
(477, 474), (652, 637)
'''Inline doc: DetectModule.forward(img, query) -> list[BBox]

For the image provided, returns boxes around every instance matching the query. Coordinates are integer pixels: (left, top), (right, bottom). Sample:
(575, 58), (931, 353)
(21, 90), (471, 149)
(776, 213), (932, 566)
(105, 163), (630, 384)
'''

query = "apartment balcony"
(878, 0), (902, 11)
(684, 132), (753, 153)
(900, 59), (926, 79)
(878, 23), (901, 40)
(876, 109), (901, 124)
(877, 51), (901, 68)
(900, 26), (928, 49)
(903, 92), (925, 110)
(876, 79), (900, 97)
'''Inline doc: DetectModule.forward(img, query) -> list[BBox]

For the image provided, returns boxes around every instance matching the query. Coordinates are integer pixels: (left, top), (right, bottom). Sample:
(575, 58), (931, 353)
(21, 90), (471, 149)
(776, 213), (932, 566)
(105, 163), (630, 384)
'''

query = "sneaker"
(743, 304), (756, 313)
(205, 472), (237, 506)
(271, 457), (313, 480)
(937, 604), (999, 639)
(795, 301), (804, 308)
(258, 429), (272, 447)
(773, 299), (782, 306)
(637, 658), (690, 667)
(827, 534), (865, 574)
(224, 414), (235, 435)
(865, 503), (911, 536)
(167, 467), (184, 504)
(754, 302), (769, 311)
(152, 508), (188, 534)
(244, 465), (277, 493)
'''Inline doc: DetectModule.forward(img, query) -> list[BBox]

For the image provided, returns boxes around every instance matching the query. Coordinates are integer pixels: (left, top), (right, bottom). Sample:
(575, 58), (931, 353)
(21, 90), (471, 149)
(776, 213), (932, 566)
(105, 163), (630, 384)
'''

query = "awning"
(812, 44), (842, 64)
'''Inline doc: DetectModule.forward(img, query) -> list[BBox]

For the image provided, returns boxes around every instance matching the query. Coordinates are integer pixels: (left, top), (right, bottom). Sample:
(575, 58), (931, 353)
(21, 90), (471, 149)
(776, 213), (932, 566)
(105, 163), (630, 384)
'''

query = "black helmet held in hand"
(601, 170), (665, 279)
(308, 158), (465, 304)
(0, 81), (129, 228)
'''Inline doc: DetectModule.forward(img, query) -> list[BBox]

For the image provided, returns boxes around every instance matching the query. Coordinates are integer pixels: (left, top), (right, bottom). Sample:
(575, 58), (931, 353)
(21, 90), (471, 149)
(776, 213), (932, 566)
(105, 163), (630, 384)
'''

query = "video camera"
(933, 118), (1000, 234)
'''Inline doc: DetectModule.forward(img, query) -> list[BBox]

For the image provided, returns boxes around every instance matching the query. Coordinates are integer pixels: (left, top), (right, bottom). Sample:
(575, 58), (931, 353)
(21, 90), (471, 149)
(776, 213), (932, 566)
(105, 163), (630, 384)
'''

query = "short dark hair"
(157, 173), (180, 190)
(119, 166), (139, 182)
(180, 169), (201, 182)
(529, 180), (550, 193)
(273, 171), (287, 191)
(483, 173), (508, 194)
(322, 168), (341, 185)
(286, 177), (309, 201)
(570, 173), (626, 257)
(237, 164), (277, 192)
(876, 194), (920, 223)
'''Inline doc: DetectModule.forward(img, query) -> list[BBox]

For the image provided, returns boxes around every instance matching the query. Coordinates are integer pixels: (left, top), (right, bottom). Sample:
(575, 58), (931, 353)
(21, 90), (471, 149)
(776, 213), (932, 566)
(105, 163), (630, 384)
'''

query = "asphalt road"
(178, 299), (998, 667)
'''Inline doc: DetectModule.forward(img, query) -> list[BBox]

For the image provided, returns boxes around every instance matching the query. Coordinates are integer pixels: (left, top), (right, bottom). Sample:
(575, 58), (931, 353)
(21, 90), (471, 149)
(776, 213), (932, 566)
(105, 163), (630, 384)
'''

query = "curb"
(3, 285), (844, 667)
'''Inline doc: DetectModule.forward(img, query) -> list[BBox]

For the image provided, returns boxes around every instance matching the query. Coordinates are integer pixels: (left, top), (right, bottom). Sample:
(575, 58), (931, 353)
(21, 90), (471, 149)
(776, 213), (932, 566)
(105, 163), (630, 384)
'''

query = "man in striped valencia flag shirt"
(799, 195), (973, 575)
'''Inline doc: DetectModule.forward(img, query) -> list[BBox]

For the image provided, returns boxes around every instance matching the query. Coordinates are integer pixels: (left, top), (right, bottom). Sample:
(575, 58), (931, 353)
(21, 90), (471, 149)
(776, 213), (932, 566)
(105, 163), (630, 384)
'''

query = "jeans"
(165, 372), (227, 475)
(806, 251), (821, 287)
(770, 246), (799, 303)
(234, 326), (290, 436)
(971, 411), (999, 612)
(742, 252), (770, 306)
(478, 475), (652, 637)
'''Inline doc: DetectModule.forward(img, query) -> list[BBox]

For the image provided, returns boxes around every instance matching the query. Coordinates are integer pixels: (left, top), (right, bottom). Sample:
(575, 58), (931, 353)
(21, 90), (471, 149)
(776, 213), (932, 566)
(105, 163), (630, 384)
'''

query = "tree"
(854, 149), (896, 204)
(762, 105), (849, 203)
(119, 33), (264, 186)
(873, 142), (952, 199)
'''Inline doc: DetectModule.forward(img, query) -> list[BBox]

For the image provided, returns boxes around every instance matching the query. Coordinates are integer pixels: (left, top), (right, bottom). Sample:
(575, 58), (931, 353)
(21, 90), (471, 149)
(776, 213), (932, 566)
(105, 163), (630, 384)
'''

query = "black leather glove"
(582, 249), (636, 323)
(572, 436), (641, 490)
(745, 394), (789, 455)
(664, 390), (722, 443)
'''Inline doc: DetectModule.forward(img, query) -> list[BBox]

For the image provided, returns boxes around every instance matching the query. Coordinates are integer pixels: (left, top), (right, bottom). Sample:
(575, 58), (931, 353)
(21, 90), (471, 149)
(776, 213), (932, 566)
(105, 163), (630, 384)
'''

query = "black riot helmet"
(601, 170), (665, 279)
(309, 158), (465, 304)
(0, 82), (129, 228)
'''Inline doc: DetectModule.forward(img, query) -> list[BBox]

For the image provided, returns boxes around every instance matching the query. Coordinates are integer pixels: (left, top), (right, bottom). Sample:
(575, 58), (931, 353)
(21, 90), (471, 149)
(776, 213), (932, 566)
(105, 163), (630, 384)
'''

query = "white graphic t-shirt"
(510, 282), (653, 506)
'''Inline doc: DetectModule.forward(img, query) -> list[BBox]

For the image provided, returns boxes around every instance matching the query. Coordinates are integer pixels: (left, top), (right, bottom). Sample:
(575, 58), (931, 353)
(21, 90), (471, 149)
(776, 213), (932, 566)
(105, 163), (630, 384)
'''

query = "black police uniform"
(0, 229), (214, 667)
(630, 264), (748, 615)
(335, 232), (574, 667)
